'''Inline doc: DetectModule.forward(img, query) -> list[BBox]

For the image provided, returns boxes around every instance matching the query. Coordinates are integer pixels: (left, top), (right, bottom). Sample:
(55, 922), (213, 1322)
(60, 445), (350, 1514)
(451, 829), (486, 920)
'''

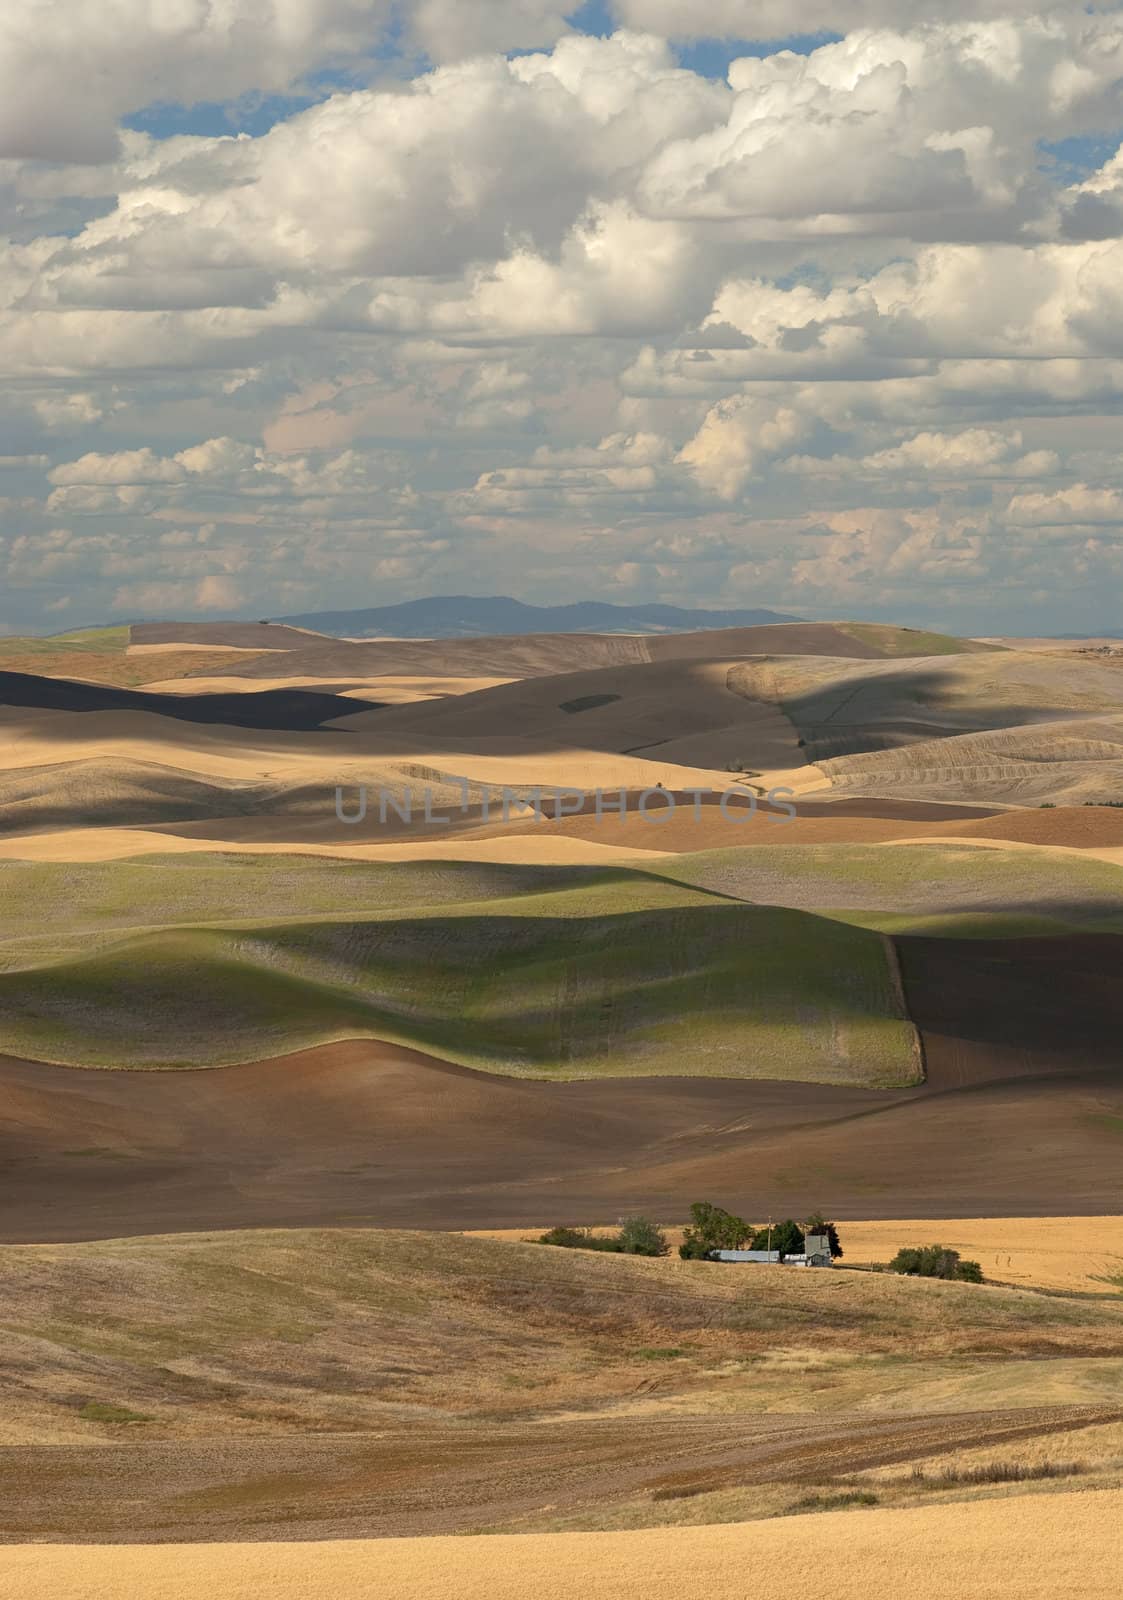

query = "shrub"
(889, 1245), (984, 1283)
(537, 1226), (589, 1248)
(536, 1226), (619, 1252)
(537, 1219), (668, 1256)
(786, 1490), (879, 1514)
(908, 1460), (1085, 1488)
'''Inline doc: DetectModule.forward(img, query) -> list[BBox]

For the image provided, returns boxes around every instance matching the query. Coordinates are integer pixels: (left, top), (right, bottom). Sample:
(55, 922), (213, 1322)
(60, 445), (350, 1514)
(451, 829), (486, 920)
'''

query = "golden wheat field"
(841, 1217), (1123, 1293)
(6, 1489), (1120, 1600)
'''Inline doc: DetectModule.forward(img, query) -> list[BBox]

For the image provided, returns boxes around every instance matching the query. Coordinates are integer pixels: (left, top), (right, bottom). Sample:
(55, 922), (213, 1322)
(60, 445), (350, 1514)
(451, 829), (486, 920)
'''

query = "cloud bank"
(3, 5), (1123, 633)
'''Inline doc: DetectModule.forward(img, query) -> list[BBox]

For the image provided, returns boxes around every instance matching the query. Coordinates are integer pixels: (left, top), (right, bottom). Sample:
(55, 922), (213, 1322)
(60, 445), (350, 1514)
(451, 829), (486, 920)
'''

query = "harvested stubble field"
(721, 648), (1123, 804)
(1, 1227), (1121, 1547)
(816, 716), (1123, 806)
(734, 648), (1123, 752)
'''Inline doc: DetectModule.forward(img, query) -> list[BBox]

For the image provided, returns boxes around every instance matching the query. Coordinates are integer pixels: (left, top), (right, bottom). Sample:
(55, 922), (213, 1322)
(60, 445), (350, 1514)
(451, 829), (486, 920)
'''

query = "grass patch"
(1087, 1114), (1123, 1136)
(0, 626), (129, 656)
(839, 623), (994, 658)
(78, 1401), (153, 1425)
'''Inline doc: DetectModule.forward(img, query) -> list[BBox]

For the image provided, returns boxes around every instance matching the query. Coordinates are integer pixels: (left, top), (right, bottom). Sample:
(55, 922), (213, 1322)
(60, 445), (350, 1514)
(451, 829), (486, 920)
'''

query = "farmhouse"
(712, 1233), (834, 1268)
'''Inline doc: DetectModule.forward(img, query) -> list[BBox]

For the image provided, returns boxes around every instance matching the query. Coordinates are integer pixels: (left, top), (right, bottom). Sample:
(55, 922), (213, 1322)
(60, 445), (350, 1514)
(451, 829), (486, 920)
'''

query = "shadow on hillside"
(776, 660), (1123, 764)
(0, 669), (384, 731)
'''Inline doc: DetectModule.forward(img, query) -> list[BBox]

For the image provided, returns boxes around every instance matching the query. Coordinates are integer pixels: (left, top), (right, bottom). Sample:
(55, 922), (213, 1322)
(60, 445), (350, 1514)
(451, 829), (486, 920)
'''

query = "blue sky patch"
(124, 9), (846, 139)
(1040, 132), (1122, 183)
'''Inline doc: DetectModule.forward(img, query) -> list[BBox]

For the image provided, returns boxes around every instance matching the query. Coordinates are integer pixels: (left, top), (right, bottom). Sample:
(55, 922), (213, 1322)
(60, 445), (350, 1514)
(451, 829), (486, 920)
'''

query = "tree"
(749, 1219), (804, 1256)
(679, 1233), (716, 1260)
(888, 1244), (984, 1283)
(617, 1217), (669, 1257)
(679, 1201), (753, 1259)
(805, 1211), (844, 1259)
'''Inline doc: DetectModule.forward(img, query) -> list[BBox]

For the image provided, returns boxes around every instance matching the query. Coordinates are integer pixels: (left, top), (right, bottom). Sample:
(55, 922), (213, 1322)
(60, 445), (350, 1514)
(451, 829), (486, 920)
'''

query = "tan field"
(7, 1490), (1121, 1600)
(469, 1216), (1123, 1294)
(8, 804), (1123, 873)
(987, 636), (1123, 654)
(0, 704), (780, 791)
(459, 801), (1123, 856)
(125, 642), (284, 657)
(0, 824), (670, 865)
(840, 1216), (1123, 1292)
(140, 673), (515, 703)
(884, 834), (1123, 868)
(0, 644), (274, 687)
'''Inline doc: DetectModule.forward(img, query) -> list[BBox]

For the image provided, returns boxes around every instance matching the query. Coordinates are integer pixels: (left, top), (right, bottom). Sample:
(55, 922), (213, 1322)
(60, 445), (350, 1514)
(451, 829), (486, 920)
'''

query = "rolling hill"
(274, 594), (802, 638)
(2, 608), (1122, 1242)
(0, 863), (918, 1083)
(0, 1224), (1119, 1559)
(174, 620), (997, 681)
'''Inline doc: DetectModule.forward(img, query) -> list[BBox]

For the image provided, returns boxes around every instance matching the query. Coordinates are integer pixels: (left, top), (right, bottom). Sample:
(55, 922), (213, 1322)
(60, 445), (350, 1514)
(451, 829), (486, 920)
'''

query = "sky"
(2, 3), (1123, 636)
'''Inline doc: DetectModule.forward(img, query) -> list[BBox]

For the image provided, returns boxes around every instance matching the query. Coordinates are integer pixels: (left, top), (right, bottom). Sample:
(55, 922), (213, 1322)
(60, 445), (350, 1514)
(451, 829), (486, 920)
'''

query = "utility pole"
(767, 1214), (773, 1260)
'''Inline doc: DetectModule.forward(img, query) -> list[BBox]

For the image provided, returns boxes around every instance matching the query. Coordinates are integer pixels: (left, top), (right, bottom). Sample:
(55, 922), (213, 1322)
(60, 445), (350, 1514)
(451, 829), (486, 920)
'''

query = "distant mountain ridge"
(274, 595), (801, 639)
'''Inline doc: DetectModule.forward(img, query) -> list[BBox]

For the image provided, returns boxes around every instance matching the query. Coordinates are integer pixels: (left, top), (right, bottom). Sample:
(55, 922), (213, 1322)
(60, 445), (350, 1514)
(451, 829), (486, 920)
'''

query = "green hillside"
(0, 854), (688, 955)
(0, 884), (918, 1084)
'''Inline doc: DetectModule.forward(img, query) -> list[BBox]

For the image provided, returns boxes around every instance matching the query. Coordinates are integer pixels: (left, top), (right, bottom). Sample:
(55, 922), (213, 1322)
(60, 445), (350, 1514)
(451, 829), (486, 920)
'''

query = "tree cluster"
(888, 1245), (984, 1283)
(678, 1203), (843, 1261)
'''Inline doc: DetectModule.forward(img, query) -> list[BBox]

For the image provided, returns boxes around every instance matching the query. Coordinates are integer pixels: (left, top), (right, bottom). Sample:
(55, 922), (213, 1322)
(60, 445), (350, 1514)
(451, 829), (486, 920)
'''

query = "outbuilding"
(711, 1249), (782, 1263)
(710, 1232), (834, 1267)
